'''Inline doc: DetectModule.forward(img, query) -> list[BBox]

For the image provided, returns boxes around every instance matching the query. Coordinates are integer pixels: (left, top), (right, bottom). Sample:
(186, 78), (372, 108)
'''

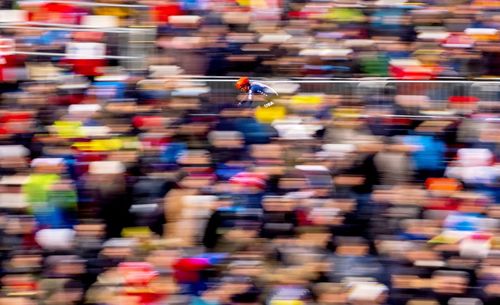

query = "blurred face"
(52, 289), (82, 305)
(1, 275), (35, 293)
(75, 224), (105, 239)
(101, 246), (133, 259)
(279, 177), (308, 190)
(0, 297), (35, 305)
(240, 84), (250, 92)
(229, 265), (263, 277)
(405, 250), (441, 263)
(55, 262), (85, 276)
(335, 243), (368, 256)
(7, 219), (36, 234)
(146, 250), (179, 269)
(179, 176), (214, 189)
(432, 273), (469, 294)
(10, 254), (42, 270)
(148, 276), (179, 295)
(318, 289), (347, 305)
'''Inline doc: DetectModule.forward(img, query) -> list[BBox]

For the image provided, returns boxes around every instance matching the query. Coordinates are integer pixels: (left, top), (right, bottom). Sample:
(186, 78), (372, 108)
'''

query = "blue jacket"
(402, 135), (446, 171)
(247, 82), (278, 102)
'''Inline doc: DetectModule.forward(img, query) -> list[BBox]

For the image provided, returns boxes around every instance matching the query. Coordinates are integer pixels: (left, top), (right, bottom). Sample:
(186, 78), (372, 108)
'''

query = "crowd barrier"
(164, 78), (500, 110)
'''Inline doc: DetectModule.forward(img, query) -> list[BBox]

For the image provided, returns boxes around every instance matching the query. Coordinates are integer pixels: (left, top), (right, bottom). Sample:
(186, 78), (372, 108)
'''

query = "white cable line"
(17, 0), (149, 8)
(14, 51), (140, 59)
(0, 23), (151, 33)
(156, 77), (500, 84)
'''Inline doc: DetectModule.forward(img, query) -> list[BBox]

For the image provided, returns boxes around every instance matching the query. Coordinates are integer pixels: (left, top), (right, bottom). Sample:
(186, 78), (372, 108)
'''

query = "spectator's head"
(431, 270), (470, 295)
(333, 237), (370, 257)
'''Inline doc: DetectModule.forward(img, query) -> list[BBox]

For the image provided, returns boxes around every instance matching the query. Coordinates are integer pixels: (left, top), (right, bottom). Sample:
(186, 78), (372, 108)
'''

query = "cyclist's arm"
(253, 82), (278, 96)
(254, 87), (269, 97)
(247, 89), (253, 101)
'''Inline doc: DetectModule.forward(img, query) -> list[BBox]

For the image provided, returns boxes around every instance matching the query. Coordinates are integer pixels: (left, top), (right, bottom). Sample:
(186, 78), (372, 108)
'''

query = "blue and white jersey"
(247, 81), (278, 102)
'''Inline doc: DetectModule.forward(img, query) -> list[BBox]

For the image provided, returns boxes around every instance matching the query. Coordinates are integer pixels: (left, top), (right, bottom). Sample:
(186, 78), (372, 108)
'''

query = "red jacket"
(60, 58), (106, 77)
(0, 54), (17, 82)
(30, 2), (86, 24)
(153, 4), (183, 24)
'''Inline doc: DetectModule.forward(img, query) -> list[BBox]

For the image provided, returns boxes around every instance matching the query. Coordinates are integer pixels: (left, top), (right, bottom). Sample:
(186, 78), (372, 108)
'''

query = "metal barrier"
(1, 0), (156, 71)
(164, 78), (500, 110)
(0, 24), (156, 71)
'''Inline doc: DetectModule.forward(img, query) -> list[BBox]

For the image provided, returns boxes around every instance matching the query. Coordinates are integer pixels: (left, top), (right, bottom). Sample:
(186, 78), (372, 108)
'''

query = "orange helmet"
(235, 77), (250, 90)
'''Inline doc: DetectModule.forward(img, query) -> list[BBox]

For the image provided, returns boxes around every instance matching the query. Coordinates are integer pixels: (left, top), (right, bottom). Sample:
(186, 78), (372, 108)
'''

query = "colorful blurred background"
(0, 1), (499, 305)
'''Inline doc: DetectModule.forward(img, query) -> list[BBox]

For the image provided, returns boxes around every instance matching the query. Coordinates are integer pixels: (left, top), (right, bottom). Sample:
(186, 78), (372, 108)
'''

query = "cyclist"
(235, 77), (278, 108)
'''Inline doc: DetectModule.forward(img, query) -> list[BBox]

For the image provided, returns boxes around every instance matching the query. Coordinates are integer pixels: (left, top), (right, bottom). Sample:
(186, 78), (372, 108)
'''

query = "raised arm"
(247, 89), (253, 102)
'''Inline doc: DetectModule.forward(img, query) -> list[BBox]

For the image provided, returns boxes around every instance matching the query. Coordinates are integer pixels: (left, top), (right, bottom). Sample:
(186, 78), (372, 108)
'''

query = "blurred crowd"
(0, 69), (498, 305)
(0, 1), (499, 305)
(0, 0), (500, 78)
